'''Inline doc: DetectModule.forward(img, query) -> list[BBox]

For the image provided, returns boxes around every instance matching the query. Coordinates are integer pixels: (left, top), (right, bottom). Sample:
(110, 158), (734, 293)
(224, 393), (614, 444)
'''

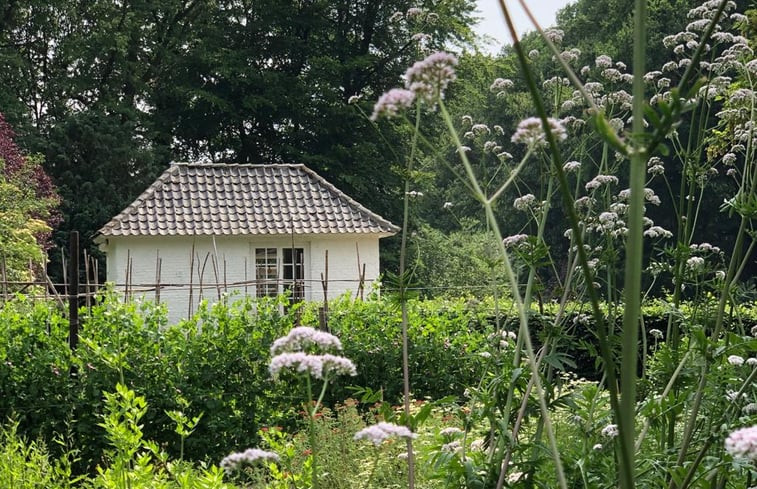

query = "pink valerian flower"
(404, 51), (458, 104)
(595, 55), (613, 68)
(490, 78), (514, 94)
(601, 424), (619, 438)
(511, 117), (567, 147)
(354, 422), (417, 446)
(405, 7), (426, 20)
(725, 425), (757, 461)
(503, 234), (529, 248)
(270, 326), (342, 355)
(544, 28), (564, 43)
(727, 355), (745, 366)
(221, 448), (279, 473)
(563, 160), (581, 172)
(513, 194), (538, 211)
(370, 89), (415, 121)
(644, 226), (673, 239)
(440, 427), (464, 437)
(585, 174), (619, 191)
(269, 352), (357, 380)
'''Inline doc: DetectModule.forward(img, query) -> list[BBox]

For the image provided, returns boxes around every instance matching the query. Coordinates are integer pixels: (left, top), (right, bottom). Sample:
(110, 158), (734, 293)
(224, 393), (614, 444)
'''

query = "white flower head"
(269, 352), (357, 380)
(601, 424), (619, 438)
(221, 448), (279, 473)
(271, 326), (342, 355)
(686, 256), (705, 271)
(725, 426), (757, 462)
(563, 160), (581, 172)
(728, 355), (745, 366)
(513, 193), (538, 211)
(370, 89), (415, 120)
(511, 117), (567, 147)
(355, 422), (417, 446)
(440, 427), (464, 437)
(503, 234), (529, 248)
(404, 51), (458, 104)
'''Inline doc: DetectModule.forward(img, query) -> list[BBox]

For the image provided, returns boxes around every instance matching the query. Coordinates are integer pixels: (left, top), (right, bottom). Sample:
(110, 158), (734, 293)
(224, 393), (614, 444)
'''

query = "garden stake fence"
(0, 235), (379, 343)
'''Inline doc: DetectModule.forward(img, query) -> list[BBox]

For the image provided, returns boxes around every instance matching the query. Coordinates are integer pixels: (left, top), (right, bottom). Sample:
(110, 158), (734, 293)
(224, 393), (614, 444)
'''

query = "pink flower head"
(511, 117), (567, 147)
(269, 352), (357, 380)
(404, 51), (458, 104)
(725, 425), (757, 461)
(354, 422), (417, 446)
(370, 89), (415, 121)
(220, 448), (279, 473)
(270, 326), (342, 355)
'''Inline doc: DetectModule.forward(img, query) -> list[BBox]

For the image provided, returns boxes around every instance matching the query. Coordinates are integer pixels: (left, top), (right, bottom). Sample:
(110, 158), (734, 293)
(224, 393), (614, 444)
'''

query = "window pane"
(283, 248), (304, 300)
(255, 248), (277, 297)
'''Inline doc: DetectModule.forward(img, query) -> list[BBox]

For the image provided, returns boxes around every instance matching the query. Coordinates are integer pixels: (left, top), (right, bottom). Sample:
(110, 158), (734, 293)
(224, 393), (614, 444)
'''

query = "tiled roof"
(97, 163), (399, 237)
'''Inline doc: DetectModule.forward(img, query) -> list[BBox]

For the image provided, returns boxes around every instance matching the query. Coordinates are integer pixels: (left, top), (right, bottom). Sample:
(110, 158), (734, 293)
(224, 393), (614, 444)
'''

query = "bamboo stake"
(1, 256), (8, 302)
(84, 250), (91, 307)
(223, 254), (227, 294)
(61, 249), (67, 298)
(355, 243), (365, 301)
(188, 242), (195, 317)
(319, 250), (329, 331)
(155, 250), (162, 304)
(124, 250), (131, 299)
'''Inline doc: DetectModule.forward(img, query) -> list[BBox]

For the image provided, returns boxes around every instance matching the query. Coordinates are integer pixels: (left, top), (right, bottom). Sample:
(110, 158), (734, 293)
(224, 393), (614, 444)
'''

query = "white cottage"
(95, 162), (398, 323)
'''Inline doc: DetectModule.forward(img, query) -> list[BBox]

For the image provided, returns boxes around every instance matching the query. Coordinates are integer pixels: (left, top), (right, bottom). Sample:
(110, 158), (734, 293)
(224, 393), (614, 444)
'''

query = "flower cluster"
(220, 448), (279, 473)
(354, 422), (417, 446)
(269, 351), (356, 379)
(271, 326), (343, 355)
(440, 427), (464, 437)
(601, 424), (619, 438)
(370, 88), (415, 121)
(725, 425), (757, 462)
(269, 326), (356, 380)
(404, 51), (458, 104)
(511, 117), (567, 147)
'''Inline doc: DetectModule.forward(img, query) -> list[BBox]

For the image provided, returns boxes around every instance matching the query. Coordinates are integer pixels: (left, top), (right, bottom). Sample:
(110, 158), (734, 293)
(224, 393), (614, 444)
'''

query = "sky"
(474, 0), (574, 53)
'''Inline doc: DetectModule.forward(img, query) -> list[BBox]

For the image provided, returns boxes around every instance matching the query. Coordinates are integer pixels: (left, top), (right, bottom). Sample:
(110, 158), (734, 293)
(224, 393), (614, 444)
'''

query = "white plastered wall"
(100, 234), (383, 324)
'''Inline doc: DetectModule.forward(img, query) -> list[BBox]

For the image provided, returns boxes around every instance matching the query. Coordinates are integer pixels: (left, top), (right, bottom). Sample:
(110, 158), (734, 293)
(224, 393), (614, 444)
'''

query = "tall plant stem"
(398, 104), (422, 489)
(495, 0), (631, 485)
(616, 0), (647, 487)
(439, 99), (568, 489)
(306, 376), (318, 489)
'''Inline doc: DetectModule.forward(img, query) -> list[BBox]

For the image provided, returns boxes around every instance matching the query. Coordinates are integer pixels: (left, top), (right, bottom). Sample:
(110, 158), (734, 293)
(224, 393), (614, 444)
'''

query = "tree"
(0, 0), (477, 278)
(0, 113), (60, 282)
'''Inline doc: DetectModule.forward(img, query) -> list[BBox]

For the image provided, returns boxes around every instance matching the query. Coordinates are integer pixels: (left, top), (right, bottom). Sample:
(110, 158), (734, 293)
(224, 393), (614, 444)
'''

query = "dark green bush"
(2, 291), (755, 476)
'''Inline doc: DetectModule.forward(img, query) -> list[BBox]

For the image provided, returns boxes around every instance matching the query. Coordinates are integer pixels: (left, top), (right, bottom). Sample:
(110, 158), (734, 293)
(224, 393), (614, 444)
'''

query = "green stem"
(495, 1), (629, 484)
(439, 98), (569, 489)
(398, 103), (422, 489)
(616, 0), (647, 487)
(306, 376), (318, 489)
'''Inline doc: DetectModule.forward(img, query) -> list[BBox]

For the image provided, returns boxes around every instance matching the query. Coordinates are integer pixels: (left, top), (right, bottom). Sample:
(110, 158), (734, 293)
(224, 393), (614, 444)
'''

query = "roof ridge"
(171, 162), (305, 168)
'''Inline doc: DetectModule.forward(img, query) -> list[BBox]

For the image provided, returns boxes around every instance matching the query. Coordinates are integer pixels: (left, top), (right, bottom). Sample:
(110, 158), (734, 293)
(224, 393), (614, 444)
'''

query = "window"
(255, 248), (278, 297)
(283, 247), (305, 301)
(254, 247), (305, 299)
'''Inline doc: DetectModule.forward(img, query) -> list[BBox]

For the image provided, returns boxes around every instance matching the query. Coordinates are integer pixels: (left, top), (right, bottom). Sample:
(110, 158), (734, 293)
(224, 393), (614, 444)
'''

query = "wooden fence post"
(68, 231), (79, 352)
(319, 250), (329, 331)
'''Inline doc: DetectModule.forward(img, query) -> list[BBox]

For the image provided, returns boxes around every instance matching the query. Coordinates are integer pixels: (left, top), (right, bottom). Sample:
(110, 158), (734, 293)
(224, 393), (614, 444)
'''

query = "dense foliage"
(0, 0), (476, 277)
(0, 113), (59, 282)
(0, 292), (496, 471)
